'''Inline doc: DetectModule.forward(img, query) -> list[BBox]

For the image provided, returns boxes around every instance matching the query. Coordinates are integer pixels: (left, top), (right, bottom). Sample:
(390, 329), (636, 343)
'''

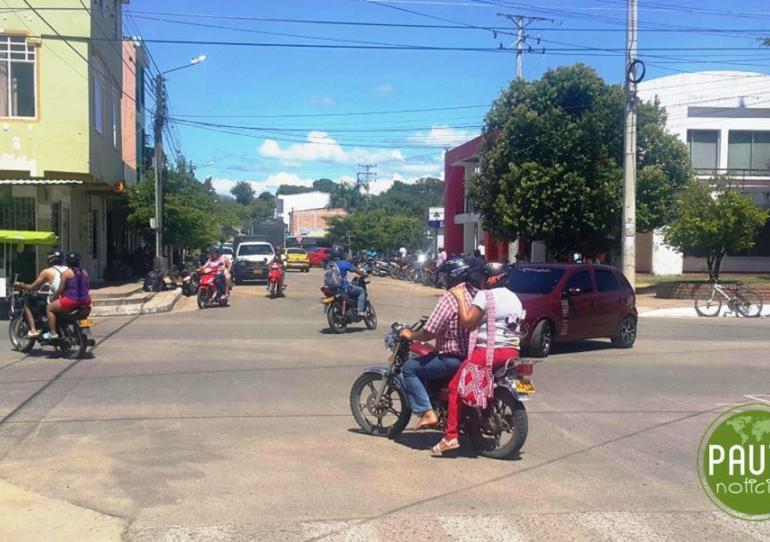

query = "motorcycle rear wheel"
(58, 322), (87, 360)
(468, 389), (528, 459)
(9, 314), (34, 353)
(350, 372), (411, 437)
(327, 302), (347, 333)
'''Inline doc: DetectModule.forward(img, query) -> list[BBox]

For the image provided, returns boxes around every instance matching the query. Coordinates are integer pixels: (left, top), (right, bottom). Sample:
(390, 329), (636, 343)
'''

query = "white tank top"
(49, 265), (68, 300)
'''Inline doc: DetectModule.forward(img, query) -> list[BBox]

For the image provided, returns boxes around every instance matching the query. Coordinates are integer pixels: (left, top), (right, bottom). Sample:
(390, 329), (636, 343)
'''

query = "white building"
(275, 191), (330, 228)
(637, 71), (770, 275)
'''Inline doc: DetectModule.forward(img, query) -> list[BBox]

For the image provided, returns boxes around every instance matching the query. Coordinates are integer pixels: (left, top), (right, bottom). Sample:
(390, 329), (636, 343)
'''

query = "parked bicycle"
(694, 281), (763, 317)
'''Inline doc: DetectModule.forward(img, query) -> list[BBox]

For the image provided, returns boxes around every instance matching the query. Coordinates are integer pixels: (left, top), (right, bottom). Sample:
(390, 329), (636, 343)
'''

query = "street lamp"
(153, 53), (207, 272)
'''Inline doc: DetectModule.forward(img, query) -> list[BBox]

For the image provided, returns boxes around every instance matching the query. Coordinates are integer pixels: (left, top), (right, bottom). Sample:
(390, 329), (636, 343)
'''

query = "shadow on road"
(319, 327), (369, 335)
(545, 339), (616, 357)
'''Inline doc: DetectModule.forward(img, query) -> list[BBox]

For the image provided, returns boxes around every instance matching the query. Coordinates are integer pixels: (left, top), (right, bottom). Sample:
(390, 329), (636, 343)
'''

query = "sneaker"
(41, 332), (58, 341)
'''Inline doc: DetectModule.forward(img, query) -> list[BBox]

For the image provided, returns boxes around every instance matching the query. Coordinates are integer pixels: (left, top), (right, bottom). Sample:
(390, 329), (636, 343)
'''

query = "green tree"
(369, 177), (444, 216)
(328, 181), (364, 212)
(469, 63), (692, 259)
(664, 180), (769, 281)
(326, 209), (425, 252)
(276, 184), (314, 196)
(313, 178), (336, 192)
(230, 181), (255, 205)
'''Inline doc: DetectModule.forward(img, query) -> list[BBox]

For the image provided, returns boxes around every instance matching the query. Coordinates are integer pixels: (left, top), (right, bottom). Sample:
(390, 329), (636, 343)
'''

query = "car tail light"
(516, 363), (533, 377)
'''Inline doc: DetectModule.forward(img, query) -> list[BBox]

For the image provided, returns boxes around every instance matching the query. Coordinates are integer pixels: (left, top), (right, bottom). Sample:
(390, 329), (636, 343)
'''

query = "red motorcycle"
(197, 267), (229, 309)
(267, 261), (285, 299)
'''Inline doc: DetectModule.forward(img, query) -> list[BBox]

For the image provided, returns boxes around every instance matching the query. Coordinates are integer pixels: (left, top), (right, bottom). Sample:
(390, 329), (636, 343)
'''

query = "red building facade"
(444, 136), (510, 262)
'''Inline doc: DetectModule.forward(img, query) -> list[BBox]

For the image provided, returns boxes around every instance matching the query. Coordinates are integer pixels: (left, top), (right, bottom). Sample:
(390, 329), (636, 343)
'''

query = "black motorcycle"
(178, 268), (199, 297)
(349, 318), (535, 459)
(321, 277), (377, 333)
(8, 284), (94, 359)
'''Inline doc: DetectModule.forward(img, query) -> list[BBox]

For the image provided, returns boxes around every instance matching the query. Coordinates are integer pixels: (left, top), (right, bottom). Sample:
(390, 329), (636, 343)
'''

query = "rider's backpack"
(324, 262), (342, 289)
(144, 270), (162, 292)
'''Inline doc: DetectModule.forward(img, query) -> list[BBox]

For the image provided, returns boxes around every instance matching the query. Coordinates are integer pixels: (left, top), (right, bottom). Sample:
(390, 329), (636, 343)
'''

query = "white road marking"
(302, 520), (379, 542)
(439, 514), (525, 542)
(573, 512), (668, 542)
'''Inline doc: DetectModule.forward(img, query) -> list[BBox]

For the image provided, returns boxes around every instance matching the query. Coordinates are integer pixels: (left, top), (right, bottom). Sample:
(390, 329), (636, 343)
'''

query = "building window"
(687, 130), (719, 173)
(94, 64), (105, 134)
(91, 209), (98, 259)
(0, 196), (35, 230)
(0, 36), (36, 118)
(111, 90), (118, 148)
(728, 131), (770, 175)
(51, 202), (61, 239)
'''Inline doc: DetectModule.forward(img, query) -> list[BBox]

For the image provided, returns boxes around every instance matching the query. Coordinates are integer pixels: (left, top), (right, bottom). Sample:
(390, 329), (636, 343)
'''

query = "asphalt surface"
(0, 269), (769, 541)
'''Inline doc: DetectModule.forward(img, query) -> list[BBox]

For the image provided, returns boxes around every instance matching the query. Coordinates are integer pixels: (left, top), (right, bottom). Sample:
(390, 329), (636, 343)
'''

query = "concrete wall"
(121, 39), (146, 185)
(290, 207), (346, 236)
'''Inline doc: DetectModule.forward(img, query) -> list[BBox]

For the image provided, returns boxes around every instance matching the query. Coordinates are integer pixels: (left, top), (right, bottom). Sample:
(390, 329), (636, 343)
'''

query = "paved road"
(0, 269), (769, 541)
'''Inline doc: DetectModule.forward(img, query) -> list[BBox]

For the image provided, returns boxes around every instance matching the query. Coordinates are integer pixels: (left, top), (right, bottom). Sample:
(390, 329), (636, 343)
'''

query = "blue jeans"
(214, 274), (226, 296)
(400, 353), (462, 414)
(346, 284), (366, 313)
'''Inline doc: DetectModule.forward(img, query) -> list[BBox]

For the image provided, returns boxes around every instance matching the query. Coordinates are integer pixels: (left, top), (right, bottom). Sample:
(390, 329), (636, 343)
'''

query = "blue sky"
(125, 0), (770, 196)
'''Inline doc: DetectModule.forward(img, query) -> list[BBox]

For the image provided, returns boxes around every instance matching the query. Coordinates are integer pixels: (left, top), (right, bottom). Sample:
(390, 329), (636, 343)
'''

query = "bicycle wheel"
(735, 289), (763, 318)
(694, 286), (722, 317)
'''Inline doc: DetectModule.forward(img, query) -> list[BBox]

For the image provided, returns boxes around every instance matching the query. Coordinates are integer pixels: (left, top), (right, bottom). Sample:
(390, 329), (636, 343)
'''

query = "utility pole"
(498, 14), (551, 80)
(622, 0), (640, 288)
(153, 74), (167, 273)
(356, 163), (377, 210)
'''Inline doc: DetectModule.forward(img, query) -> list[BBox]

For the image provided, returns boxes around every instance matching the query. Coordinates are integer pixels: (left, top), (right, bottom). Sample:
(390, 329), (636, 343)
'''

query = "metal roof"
(0, 179), (84, 185)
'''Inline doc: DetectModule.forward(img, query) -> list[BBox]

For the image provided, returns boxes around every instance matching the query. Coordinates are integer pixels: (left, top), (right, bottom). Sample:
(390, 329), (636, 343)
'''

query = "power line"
(171, 104), (490, 119)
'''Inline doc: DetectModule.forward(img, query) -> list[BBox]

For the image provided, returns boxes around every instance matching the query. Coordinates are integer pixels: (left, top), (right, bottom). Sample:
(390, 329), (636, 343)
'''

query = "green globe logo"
(698, 404), (770, 521)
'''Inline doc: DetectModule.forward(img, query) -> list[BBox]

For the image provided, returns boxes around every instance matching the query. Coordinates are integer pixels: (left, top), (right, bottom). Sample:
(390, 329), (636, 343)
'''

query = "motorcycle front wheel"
(364, 302), (378, 330)
(196, 290), (207, 309)
(327, 301), (347, 333)
(350, 372), (411, 437)
(9, 314), (34, 353)
(468, 389), (528, 459)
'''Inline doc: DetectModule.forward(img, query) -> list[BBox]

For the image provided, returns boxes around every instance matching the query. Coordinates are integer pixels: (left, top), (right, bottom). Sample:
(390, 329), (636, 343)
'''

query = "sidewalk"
(0, 479), (125, 541)
(90, 281), (182, 317)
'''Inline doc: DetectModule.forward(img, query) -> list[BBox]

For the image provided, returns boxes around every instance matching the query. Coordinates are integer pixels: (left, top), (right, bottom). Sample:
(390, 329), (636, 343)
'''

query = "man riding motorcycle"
(199, 247), (227, 300)
(398, 256), (483, 430)
(271, 246), (288, 294)
(336, 256), (367, 320)
(14, 249), (68, 338)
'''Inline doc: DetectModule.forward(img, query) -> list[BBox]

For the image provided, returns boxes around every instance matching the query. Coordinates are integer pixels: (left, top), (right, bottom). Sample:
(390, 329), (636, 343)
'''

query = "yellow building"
(0, 0), (130, 284)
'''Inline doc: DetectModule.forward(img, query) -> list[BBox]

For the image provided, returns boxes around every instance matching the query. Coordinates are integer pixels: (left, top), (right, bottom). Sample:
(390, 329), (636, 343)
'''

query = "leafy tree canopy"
(230, 181), (255, 205)
(663, 180), (768, 281)
(469, 63), (692, 258)
(326, 209), (426, 252)
(369, 177), (444, 216)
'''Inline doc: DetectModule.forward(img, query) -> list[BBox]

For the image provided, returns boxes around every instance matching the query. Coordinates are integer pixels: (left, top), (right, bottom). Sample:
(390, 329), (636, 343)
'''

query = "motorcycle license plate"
(515, 379), (535, 393)
(322, 296), (334, 304)
(78, 318), (94, 328)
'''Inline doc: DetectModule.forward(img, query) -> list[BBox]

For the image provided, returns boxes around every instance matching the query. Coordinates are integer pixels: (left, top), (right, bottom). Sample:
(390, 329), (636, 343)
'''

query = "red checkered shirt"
(424, 284), (476, 358)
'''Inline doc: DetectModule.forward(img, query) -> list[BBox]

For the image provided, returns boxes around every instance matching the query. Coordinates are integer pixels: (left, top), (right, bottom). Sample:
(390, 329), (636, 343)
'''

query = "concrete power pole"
(622, 0), (639, 288)
(153, 75), (167, 272)
(498, 14), (551, 80)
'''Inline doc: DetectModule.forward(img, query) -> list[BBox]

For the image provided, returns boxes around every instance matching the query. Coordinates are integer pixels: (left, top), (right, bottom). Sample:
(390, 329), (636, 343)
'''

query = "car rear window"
(287, 248), (306, 255)
(507, 267), (566, 295)
(596, 269), (620, 291)
(238, 244), (273, 256)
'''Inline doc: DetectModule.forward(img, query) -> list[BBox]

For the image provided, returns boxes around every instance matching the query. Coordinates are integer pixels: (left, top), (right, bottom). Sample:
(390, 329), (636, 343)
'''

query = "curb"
(640, 305), (770, 318)
(91, 289), (182, 317)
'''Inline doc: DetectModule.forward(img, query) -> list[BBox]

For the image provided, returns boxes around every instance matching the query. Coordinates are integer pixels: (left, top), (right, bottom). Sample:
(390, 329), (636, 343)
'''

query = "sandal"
(431, 438), (460, 456)
(26, 330), (40, 339)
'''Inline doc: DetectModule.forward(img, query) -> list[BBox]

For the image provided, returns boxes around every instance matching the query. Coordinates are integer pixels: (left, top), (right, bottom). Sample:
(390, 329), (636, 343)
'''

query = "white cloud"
(210, 172), (315, 196)
(408, 125), (479, 147)
(375, 83), (394, 94)
(309, 94), (336, 107)
(258, 131), (406, 165)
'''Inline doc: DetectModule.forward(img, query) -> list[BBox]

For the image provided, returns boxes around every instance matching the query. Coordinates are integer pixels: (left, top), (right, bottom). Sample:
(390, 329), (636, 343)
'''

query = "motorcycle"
(321, 277), (377, 333)
(179, 268), (199, 297)
(267, 261), (285, 299)
(197, 267), (229, 309)
(349, 318), (535, 459)
(8, 282), (94, 359)
(372, 260), (393, 278)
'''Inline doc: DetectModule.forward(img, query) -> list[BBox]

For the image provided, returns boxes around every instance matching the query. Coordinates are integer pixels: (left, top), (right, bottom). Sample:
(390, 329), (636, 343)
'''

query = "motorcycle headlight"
(385, 331), (397, 350)
(417, 254), (427, 263)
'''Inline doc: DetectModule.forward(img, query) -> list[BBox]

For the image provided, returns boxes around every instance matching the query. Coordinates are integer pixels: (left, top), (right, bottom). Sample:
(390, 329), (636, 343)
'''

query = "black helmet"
(438, 256), (475, 289)
(47, 249), (64, 265)
(65, 251), (81, 268)
(485, 261), (509, 288)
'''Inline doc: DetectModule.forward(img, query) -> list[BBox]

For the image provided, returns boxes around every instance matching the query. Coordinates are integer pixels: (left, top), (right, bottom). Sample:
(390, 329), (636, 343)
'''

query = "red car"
(507, 264), (637, 357)
(308, 247), (334, 268)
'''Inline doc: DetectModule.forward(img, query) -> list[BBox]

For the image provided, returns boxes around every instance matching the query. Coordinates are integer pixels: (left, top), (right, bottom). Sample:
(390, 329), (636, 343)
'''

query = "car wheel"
(528, 319), (553, 358)
(611, 315), (637, 348)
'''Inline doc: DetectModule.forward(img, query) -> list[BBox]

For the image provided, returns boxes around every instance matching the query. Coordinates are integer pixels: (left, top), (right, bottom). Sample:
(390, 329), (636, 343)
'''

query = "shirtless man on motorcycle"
(14, 249), (68, 338)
